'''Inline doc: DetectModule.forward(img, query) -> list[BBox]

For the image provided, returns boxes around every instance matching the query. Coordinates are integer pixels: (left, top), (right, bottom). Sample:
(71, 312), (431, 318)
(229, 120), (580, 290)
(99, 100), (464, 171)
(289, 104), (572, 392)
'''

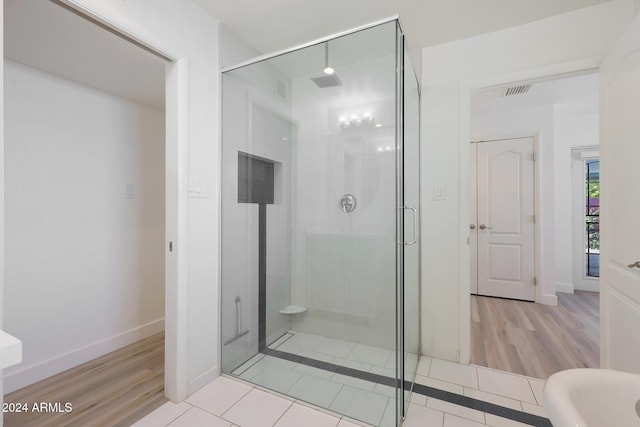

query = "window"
(585, 159), (599, 277)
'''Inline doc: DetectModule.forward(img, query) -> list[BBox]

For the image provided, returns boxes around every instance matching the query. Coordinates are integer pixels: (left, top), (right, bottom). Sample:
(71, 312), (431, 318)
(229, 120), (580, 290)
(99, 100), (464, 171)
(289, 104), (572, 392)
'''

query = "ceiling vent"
(503, 84), (532, 97)
(310, 74), (343, 88)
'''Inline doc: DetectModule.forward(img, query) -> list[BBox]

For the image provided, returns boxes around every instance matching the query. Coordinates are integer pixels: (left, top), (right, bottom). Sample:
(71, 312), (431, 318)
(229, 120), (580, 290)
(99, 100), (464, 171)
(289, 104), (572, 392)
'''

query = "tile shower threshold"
(251, 347), (552, 427)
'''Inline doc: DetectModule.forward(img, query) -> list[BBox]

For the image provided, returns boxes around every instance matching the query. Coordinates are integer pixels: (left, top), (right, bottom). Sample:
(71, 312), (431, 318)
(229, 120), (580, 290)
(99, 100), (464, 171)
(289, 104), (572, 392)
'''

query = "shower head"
(310, 74), (343, 88)
(311, 41), (341, 88)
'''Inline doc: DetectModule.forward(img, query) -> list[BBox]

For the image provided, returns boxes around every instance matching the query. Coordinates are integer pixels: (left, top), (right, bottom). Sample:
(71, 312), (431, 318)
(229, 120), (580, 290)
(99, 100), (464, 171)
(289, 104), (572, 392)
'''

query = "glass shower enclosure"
(220, 19), (420, 427)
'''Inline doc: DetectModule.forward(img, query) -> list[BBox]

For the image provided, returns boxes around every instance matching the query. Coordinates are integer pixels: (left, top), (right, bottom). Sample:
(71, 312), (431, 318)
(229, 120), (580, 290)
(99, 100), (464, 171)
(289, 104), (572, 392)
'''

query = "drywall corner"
(556, 282), (575, 294)
(538, 292), (558, 306)
(219, 24), (260, 70)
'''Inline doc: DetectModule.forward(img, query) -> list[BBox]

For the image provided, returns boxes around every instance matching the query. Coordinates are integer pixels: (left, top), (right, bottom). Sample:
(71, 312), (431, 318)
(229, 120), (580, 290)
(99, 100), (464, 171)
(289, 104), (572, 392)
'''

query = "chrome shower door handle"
(235, 297), (243, 335)
(402, 205), (417, 245)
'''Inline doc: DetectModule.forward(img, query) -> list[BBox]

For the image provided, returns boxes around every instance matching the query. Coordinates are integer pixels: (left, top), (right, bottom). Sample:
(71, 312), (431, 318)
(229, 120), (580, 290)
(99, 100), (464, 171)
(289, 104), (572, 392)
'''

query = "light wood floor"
(471, 292), (599, 380)
(4, 332), (166, 427)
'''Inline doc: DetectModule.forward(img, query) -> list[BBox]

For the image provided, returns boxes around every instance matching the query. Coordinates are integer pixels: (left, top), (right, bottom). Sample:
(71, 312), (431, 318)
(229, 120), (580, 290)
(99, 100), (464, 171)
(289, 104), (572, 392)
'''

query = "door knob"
(479, 224), (493, 230)
(470, 224), (476, 230)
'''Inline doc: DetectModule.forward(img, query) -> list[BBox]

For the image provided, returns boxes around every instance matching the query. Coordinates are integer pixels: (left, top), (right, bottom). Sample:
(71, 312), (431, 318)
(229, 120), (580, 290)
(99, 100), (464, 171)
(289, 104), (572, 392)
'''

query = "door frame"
(469, 134), (539, 302)
(457, 58), (601, 364)
(45, 0), (189, 401)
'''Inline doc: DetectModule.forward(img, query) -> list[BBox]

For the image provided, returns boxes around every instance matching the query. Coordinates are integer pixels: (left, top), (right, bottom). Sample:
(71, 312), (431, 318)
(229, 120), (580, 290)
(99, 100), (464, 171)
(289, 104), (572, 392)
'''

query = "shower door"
(220, 19), (419, 427)
(395, 23), (421, 423)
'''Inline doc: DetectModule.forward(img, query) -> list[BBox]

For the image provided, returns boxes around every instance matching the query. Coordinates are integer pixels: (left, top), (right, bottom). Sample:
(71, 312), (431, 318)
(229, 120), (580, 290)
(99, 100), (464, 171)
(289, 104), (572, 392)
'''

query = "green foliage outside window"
(586, 170), (599, 252)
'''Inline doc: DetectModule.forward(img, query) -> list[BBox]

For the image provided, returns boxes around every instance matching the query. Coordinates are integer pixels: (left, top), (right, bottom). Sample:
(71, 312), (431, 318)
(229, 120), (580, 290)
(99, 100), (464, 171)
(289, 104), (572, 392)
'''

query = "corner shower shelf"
(279, 305), (308, 315)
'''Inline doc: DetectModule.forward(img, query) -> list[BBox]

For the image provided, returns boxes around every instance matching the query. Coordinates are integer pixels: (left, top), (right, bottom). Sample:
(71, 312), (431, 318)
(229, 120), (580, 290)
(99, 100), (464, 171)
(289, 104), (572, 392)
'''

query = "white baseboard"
(575, 281), (600, 293)
(538, 293), (558, 306)
(556, 282), (575, 294)
(4, 318), (165, 394)
(420, 345), (458, 364)
(187, 365), (219, 396)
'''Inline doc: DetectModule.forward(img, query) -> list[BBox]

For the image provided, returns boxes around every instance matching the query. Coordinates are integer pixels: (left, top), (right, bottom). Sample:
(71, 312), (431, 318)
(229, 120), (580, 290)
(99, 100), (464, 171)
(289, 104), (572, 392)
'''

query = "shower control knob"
(339, 194), (357, 213)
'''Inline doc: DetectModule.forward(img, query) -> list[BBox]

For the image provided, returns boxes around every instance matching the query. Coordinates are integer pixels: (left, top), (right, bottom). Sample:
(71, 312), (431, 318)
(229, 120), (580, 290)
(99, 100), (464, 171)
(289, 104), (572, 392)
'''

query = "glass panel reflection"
(221, 20), (420, 427)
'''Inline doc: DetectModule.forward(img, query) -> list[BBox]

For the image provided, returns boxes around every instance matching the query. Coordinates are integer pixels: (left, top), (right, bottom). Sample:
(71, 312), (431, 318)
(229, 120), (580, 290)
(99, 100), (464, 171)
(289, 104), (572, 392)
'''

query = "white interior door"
(600, 15), (640, 373)
(474, 138), (535, 301)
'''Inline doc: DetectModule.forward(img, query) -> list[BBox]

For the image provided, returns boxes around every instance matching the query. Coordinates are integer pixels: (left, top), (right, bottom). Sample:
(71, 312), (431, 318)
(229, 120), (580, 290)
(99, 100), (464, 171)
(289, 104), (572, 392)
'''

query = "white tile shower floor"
(260, 331), (417, 378)
(135, 331), (549, 427)
(229, 331), (417, 426)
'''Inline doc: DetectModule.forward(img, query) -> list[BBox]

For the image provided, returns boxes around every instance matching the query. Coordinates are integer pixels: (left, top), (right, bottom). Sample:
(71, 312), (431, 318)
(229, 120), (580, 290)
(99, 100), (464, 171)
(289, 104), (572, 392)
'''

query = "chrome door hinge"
(533, 277), (537, 286)
(532, 152), (536, 161)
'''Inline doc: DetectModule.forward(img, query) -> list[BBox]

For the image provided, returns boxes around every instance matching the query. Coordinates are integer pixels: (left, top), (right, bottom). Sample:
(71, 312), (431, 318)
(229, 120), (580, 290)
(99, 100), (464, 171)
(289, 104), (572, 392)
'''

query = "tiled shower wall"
(221, 64), (293, 372)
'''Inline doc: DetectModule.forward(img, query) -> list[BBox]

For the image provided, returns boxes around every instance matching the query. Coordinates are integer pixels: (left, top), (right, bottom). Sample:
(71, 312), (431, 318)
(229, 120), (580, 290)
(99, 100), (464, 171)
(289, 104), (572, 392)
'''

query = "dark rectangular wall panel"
(238, 152), (274, 204)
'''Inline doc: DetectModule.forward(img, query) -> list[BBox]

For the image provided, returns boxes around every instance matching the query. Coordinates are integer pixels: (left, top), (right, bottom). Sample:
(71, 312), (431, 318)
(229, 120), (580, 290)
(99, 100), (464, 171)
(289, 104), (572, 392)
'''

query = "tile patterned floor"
(135, 354), (548, 427)
(229, 331), (419, 426)
(262, 331), (417, 378)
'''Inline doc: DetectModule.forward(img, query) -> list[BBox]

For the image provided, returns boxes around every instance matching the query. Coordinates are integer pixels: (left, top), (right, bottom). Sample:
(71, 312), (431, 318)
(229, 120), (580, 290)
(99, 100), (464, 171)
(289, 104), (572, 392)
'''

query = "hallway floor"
(135, 356), (549, 427)
(471, 291), (599, 379)
(3, 333), (166, 427)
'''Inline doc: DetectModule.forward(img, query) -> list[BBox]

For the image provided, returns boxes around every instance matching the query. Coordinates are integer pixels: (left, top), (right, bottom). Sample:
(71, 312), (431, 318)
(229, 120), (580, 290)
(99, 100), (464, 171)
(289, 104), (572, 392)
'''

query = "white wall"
(420, 0), (633, 362)
(290, 82), (398, 349)
(218, 24), (259, 70)
(554, 108), (599, 293)
(0, 0), (5, 419)
(16, 0), (221, 398)
(3, 61), (165, 393)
